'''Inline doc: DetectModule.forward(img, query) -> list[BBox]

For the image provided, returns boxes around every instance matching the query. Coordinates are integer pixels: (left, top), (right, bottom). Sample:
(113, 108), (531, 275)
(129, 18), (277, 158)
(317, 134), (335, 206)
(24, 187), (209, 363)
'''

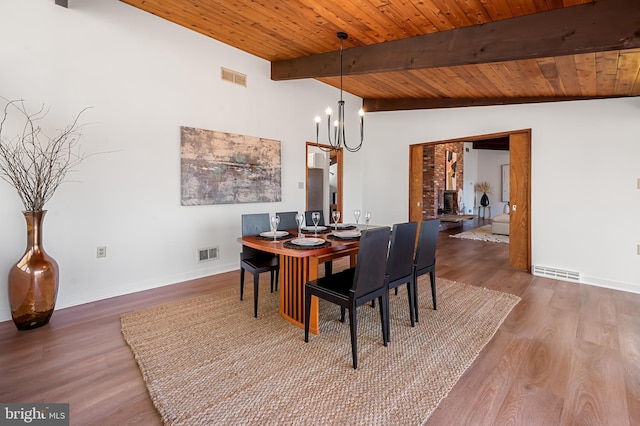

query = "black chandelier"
(314, 32), (364, 152)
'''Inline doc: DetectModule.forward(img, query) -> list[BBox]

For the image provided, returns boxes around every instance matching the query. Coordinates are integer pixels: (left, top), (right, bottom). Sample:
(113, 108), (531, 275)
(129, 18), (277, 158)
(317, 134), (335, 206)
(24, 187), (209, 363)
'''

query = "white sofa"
(491, 213), (510, 235)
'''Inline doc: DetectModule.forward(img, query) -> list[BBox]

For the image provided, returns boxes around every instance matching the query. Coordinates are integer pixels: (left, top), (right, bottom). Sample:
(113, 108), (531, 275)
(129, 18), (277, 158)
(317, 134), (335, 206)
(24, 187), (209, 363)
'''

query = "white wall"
(364, 99), (640, 293)
(477, 150), (510, 218)
(0, 0), (363, 321)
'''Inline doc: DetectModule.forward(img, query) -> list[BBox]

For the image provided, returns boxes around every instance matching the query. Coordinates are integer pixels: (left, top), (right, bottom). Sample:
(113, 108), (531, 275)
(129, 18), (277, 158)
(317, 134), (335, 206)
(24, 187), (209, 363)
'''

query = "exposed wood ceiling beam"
(363, 95), (634, 112)
(271, 0), (640, 81)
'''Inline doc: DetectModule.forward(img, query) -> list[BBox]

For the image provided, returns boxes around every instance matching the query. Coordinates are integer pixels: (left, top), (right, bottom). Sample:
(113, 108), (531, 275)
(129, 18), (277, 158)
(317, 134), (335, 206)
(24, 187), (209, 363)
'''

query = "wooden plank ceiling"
(120, 0), (640, 111)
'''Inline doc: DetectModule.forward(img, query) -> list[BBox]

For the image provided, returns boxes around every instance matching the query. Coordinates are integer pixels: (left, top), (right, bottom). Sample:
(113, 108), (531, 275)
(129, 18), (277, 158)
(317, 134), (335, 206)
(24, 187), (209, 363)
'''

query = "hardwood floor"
(1, 218), (638, 425)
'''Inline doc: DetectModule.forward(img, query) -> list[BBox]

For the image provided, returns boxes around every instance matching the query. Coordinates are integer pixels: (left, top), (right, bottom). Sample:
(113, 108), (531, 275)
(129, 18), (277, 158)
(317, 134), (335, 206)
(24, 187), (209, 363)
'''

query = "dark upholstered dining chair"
(384, 221), (419, 340)
(304, 210), (326, 226)
(240, 213), (279, 318)
(304, 226), (391, 369)
(413, 219), (440, 321)
(275, 211), (298, 231)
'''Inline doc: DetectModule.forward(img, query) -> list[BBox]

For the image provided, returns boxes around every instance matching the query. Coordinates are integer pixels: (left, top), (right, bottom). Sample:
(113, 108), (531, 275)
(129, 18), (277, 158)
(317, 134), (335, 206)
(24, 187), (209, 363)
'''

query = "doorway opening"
(305, 142), (343, 224)
(409, 130), (531, 271)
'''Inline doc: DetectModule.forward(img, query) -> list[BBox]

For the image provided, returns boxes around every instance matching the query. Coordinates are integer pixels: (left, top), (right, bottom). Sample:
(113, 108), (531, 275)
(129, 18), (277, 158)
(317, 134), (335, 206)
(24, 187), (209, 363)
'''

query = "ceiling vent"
(532, 265), (580, 283)
(221, 67), (247, 87)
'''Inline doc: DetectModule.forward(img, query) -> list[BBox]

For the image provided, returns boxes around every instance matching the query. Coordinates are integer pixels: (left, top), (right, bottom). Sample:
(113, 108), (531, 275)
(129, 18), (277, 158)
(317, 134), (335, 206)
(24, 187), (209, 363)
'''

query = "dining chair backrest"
(414, 219), (440, 270)
(241, 213), (272, 260)
(240, 213), (280, 317)
(241, 213), (271, 236)
(387, 222), (419, 282)
(351, 227), (392, 299)
(275, 211), (298, 231)
(304, 210), (326, 227)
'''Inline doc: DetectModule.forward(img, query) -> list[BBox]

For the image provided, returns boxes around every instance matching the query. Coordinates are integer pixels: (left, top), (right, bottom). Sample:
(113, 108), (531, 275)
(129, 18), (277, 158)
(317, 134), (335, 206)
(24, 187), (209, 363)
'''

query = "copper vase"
(8, 210), (59, 330)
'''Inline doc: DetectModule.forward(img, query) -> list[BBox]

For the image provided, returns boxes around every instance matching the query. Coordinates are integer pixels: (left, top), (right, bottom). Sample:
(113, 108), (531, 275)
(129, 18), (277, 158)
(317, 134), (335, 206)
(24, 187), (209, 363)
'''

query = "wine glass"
(332, 210), (341, 230)
(295, 213), (304, 237)
(311, 212), (320, 237)
(364, 211), (371, 229)
(270, 215), (280, 242)
(353, 209), (361, 226)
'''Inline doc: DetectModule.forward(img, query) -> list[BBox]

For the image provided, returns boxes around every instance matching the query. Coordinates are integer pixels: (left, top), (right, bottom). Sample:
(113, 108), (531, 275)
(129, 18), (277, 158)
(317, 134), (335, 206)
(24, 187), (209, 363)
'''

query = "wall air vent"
(532, 265), (580, 283)
(221, 67), (247, 87)
(198, 246), (220, 263)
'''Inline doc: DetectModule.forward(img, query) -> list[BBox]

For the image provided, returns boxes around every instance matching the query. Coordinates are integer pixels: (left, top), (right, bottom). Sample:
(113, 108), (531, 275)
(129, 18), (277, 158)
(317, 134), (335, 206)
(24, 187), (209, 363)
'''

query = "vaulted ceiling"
(120, 0), (640, 112)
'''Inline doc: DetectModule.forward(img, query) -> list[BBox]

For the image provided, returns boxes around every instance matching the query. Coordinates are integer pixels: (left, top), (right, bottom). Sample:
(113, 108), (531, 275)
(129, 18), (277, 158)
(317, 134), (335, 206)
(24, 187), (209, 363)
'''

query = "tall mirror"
(305, 142), (342, 224)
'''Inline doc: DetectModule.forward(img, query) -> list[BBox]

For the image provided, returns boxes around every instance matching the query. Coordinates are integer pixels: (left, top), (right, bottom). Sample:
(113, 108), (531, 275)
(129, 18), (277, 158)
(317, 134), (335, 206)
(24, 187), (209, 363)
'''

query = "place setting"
(256, 215), (295, 241)
(284, 236), (331, 249)
(282, 212), (329, 248)
(299, 211), (330, 236)
(329, 211), (357, 230)
(326, 210), (370, 241)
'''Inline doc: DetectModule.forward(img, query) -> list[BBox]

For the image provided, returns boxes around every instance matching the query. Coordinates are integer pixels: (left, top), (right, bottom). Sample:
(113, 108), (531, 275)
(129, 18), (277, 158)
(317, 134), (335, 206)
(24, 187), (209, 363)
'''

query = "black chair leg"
(270, 270), (275, 293)
(304, 291), (312, 342)
(406, 282), (415, 327)
(348, 306), (358, 369)
(379, 295), (389, 345)
(253, 273), (260, 318)
(340, 307), (346, 323)
(430, 271), (437, 310)
(414, 272), (419, 322)
(324, 261), (332, 277)
(275, 269), (280, 291)
(240, 268), (245, 301)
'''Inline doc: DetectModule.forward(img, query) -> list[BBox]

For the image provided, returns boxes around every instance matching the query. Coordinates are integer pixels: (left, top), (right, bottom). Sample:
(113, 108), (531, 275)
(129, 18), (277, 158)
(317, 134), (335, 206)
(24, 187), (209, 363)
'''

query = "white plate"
(260, 230), (289, 238)
(332, 230), (361, 239)
(290, 237), (325, 246)
(332, 223), (352, 229)
(302, 225), (327, 232)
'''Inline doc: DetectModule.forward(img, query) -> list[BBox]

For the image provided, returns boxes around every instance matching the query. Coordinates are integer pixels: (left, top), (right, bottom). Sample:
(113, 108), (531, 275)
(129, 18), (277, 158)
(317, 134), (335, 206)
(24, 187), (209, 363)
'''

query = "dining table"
(237, 225), (367, 334)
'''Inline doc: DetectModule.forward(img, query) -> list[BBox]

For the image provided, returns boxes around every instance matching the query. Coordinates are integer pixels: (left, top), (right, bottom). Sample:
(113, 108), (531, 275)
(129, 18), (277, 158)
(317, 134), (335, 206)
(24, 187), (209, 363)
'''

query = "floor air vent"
(221, 67), (247, 87)
(198, 247), (219, 263)
(532, 265), (580, 283)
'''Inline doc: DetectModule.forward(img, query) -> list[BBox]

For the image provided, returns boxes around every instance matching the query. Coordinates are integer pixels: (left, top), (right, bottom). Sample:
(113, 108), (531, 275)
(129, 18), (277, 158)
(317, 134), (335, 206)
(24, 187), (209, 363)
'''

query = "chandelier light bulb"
(333, 119), (339, 127)
(325, 107), (332, 115)
(315, 116), (321, 123)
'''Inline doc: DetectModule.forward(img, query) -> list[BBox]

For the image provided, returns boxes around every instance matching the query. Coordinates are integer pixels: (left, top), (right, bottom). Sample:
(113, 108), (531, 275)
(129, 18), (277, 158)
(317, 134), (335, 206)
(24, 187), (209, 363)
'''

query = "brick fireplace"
(422, 142), (464, 219)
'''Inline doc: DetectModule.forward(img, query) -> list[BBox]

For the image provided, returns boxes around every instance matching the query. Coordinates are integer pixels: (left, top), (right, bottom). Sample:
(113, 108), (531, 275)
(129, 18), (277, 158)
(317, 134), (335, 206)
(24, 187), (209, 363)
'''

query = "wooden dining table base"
(279, 249), (358, 334)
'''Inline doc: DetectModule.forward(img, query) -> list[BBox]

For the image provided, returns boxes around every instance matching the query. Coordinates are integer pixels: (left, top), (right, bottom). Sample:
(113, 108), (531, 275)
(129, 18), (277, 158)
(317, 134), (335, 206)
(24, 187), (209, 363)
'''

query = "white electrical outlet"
(97, 246), (107, 258)
(298, 181), (304, 189)
(637, 244), (640, 256)
(637, 178), (640, 189)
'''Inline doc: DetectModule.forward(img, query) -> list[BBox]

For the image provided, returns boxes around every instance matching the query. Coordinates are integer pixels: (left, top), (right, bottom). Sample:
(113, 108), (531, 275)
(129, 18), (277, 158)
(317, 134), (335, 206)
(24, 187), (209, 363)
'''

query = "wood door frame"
(305, 142), (343, 220)
(408, 129), (531, 272)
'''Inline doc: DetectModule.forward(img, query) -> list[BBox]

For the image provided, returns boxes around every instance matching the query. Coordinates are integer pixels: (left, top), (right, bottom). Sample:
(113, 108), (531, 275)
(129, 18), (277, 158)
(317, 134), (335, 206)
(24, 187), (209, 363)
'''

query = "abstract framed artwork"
(180, 126), (282, 205)
(445, 150), (457, 190)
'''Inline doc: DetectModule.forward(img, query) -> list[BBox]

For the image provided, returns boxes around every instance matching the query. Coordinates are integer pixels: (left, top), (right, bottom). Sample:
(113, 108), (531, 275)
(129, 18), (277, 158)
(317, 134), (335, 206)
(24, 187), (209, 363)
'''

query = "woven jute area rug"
(121, 277), (520, 425)
(450, 224), (509, 244)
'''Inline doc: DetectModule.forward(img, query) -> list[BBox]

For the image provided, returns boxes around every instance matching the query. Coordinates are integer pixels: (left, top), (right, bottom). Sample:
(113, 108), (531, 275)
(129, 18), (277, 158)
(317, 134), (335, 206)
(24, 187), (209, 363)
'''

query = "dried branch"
(474, 181), (492, 194)
(0, 98), (89, 211)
